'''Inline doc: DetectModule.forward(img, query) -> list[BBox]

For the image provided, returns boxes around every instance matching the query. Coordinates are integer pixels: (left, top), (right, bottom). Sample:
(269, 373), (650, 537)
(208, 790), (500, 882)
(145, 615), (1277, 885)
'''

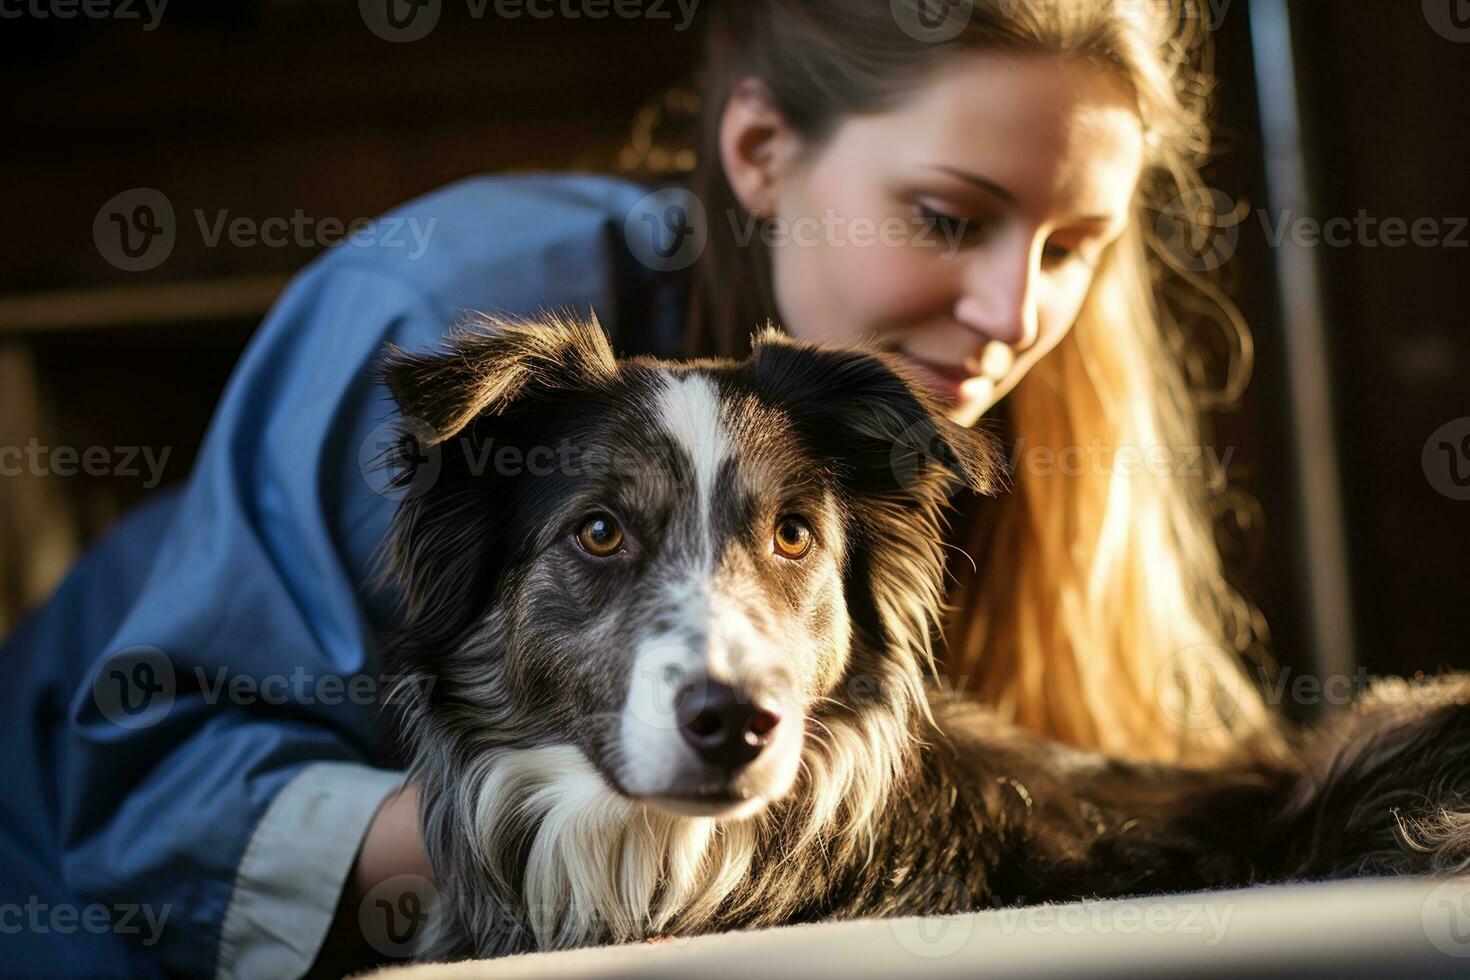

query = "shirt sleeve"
(55, 174), (674, 978)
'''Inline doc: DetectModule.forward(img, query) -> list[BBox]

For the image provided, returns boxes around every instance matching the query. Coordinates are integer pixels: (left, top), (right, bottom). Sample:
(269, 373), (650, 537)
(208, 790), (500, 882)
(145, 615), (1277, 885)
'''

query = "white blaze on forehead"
(655, 372), (731, 542)
(618, 372), (805, 802)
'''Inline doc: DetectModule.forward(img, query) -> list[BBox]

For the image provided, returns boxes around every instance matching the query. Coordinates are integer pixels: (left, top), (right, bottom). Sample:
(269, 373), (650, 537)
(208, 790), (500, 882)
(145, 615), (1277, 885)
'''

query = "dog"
(377, 312), (1470, 960)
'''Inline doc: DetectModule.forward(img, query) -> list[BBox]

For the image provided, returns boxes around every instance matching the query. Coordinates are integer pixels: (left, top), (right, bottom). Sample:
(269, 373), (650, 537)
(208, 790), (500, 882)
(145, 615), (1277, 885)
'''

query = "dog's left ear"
(746, 327), (1003, 498)
(380, 310), (618, 444)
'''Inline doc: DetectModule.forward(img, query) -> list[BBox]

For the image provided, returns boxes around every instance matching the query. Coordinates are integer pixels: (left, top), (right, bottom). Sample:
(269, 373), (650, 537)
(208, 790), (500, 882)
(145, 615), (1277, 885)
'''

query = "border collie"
(378, 312), (1470, 960)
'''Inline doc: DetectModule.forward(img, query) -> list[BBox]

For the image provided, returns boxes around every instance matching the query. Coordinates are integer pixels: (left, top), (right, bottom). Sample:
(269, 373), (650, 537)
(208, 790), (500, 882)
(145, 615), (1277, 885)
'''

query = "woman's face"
(725, 54), (1145, 427)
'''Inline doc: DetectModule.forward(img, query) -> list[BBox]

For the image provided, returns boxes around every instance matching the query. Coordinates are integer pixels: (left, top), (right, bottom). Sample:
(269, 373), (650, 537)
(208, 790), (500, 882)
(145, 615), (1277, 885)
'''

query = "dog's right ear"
(380, 311), (618, 445)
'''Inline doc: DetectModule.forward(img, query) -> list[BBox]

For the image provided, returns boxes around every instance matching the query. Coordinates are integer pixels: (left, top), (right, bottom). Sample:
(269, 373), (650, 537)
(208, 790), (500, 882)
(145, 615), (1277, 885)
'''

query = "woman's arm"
(53, 174), (668, 978)
(61, 264), (450, 978)
(355, 782), (434, 899)
(310, 782), (433, 977)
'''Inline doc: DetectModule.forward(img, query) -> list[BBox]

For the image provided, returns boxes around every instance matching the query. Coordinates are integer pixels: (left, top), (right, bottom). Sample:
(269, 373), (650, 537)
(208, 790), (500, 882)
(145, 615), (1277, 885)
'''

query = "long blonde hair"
(684, 0), (1282, 763)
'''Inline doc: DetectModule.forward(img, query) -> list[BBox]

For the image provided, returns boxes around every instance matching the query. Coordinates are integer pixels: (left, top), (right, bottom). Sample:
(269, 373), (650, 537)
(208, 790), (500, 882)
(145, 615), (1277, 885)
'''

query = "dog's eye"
(773, 516), (813, 560)
(576, 513), (624, 557)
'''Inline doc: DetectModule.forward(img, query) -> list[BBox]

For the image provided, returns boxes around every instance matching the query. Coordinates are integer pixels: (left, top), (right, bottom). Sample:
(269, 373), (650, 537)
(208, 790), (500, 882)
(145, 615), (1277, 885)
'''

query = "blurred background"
(1, 0), (1466, 715)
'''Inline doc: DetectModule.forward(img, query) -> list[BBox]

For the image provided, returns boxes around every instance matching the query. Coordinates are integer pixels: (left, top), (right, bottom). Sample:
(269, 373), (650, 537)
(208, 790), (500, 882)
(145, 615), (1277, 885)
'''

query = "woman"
(0, 1), (1280, 975)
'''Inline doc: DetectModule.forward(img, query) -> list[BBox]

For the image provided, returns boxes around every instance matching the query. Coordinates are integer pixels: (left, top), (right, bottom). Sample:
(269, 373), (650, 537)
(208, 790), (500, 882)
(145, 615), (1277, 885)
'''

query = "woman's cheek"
(1039, 278), (1090, 347)
(835, 242), (949, 331)
(776, 238), (858, 343)
(778, 224), (953, 344)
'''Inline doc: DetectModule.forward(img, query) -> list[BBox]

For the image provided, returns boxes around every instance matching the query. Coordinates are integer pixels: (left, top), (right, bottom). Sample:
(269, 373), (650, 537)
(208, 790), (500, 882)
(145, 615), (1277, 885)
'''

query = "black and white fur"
(378, 312), (1470, 961)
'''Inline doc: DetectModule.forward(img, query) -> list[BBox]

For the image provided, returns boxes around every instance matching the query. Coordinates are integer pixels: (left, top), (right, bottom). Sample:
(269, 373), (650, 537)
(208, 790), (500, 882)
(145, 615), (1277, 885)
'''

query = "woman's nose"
(955, 240), (1041, 352)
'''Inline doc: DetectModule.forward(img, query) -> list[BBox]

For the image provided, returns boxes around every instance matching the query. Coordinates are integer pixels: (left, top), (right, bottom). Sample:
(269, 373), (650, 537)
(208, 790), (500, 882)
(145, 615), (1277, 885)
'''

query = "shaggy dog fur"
(377, 313), (1470, 960)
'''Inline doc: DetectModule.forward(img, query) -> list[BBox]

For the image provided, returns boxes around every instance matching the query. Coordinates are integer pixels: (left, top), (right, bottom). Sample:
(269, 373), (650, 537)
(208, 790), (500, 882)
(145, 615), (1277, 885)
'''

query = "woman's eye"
(576, 513), (624, 557)
(772, 516), (814, 560)
(1044, 236), (1101, 270)
(1043, 241), (1078, 265)
(916, 203), (977, 242)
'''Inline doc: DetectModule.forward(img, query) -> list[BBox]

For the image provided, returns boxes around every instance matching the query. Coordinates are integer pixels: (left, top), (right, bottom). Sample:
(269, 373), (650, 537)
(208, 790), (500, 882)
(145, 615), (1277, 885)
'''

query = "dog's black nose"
(676, 680), (780, 769)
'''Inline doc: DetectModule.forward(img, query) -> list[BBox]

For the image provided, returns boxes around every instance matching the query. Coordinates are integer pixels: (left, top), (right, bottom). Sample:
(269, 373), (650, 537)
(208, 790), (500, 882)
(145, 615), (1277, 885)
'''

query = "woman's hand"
(309, 780), (434, 977)
(355, 781), (435, 894)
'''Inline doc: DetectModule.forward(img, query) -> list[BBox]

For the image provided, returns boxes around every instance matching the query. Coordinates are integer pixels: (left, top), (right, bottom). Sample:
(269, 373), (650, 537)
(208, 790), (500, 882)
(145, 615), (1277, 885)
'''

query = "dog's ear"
(746, 326), (1003, 499)
(380, 310), (618, 444)
(377, 311), (618, 642)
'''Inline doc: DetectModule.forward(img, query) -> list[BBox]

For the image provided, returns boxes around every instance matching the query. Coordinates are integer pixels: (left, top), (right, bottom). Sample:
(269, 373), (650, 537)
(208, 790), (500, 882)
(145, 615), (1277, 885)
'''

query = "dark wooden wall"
(1201, 1), (1470, 690)
(1288, 0), (1470, 678)
(0, 0), (700, 630)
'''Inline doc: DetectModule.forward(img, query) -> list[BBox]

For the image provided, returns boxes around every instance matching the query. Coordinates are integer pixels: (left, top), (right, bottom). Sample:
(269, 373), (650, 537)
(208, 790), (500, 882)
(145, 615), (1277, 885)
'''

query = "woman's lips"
(895, 354), (979, 401)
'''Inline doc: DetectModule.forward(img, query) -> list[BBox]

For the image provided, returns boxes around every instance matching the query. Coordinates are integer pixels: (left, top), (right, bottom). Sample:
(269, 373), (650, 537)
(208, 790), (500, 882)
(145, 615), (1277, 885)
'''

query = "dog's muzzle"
(618, 631), (806, 820)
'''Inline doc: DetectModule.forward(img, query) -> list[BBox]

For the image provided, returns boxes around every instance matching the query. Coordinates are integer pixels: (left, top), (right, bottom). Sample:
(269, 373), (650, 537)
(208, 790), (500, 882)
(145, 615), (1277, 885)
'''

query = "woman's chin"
(946, 376), (998, 427)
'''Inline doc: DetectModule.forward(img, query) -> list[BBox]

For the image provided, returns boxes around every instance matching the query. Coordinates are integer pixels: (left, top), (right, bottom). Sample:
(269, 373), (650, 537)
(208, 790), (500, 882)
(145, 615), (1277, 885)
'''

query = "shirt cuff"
(215, 761), (407, 980)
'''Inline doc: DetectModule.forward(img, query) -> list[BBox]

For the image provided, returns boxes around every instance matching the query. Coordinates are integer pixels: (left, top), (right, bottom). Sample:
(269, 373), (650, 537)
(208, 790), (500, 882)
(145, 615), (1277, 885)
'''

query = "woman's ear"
(719, 78), (803, 218)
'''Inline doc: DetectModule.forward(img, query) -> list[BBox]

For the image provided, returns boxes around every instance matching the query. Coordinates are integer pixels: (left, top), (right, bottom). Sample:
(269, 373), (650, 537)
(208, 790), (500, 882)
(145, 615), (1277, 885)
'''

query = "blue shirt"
(0, 173), (689, 978)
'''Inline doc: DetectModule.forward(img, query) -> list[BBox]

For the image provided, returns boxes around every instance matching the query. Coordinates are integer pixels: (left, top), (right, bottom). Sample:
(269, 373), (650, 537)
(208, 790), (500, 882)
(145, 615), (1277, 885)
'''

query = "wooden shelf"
(0, 274), (291, 335)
